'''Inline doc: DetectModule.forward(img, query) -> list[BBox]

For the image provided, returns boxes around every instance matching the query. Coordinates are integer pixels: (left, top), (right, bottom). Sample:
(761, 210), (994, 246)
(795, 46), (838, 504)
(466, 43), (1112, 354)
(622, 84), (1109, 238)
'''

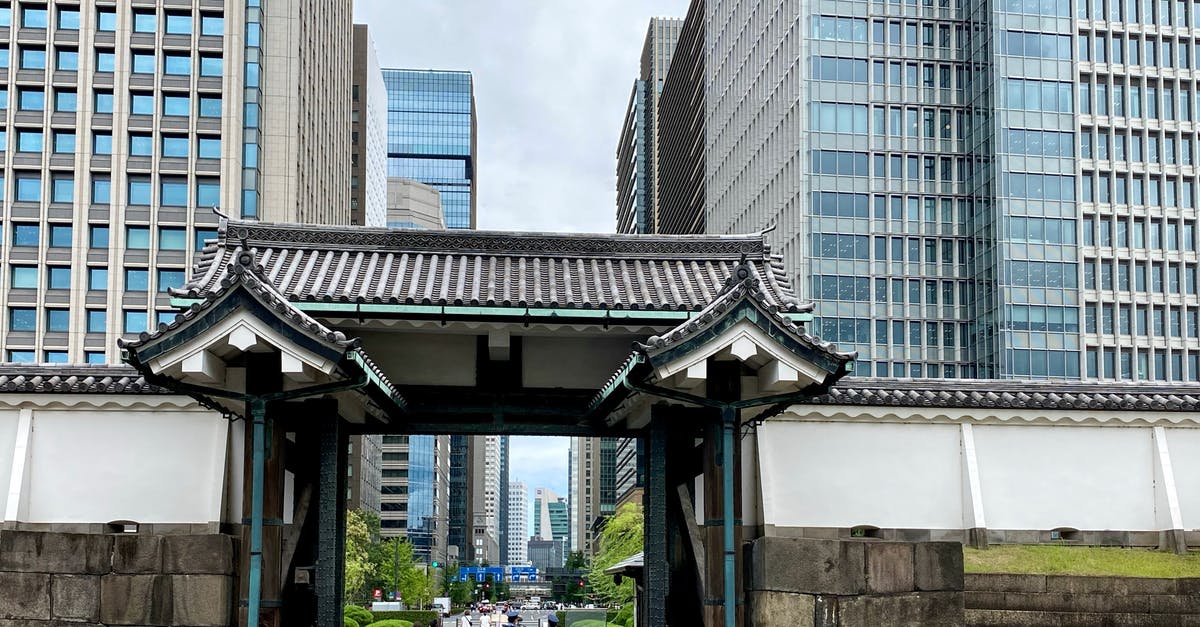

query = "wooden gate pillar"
(317, 409), (349, 624)
(643, 405), (671, 625)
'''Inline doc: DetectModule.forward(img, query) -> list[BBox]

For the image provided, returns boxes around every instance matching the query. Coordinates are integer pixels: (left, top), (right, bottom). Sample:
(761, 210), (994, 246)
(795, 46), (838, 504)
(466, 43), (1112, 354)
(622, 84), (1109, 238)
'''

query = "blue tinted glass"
(47, 267), (70, 289)
(199, 96), (221, 117)
(126, 227), (150, 249)
(158, 270), (184, 291)
(85, 352), (106, 364)
(55, 91), (76, 111)
(93, 133), (112, 155)
(97, 11), (116, 31)
(162, 136), (188, 158)
(0, 88), (6, 109)
(87, 267), (107, 289)
(123, 311), (148, 333)
(21, 8), (46, 28)
(11, 267), (37, 289)
(46, 310), (69, 331)
(56, 50), (77, 70)
(164, 54), (190, 75)
(89, 226), (109, 248)
(8, 351), (34, 363)
(195, 229), (218, 250)
(49, 225), (71, 247)
(159, 228), (186, 250)
(198, 138), (220, 159)
(18, 131), (41, 152)
(125, 269), (149, 291)
(13, 225), (38, 246)
(57, 9), (79, 29)
(201, 15), (224, 35)
(15, 176), (40, 201)
(129, 134), (152, 156)
(0, 7), (9, 27)
(128, 180), (151, 204)
(51, 178), (72, 202)
(45, 351), (68, 363)
(133, 12), (155, 33)
(53, 132), (73, 153)
(19, 48), (44, 69)
(163, 95), (189, 115)
(245, 62), (259, 87)
(200, 56), (222, 76)
(92, 178), (110, 204)
(131, 94), (154, 115)
(94, 92), (113, 113)
(95, 51), (114, 72)
(18, 89), (43, 110)
(243, 143), (258, 167)
(9, 308), (35, 331)
(132, 53), (155, 74)
(165, 14), (192, 34)
(161, 181), (187, 206)
(0, 50), (7, 69)
(87, 310), (106, 332)
(197, 181), (220, 207)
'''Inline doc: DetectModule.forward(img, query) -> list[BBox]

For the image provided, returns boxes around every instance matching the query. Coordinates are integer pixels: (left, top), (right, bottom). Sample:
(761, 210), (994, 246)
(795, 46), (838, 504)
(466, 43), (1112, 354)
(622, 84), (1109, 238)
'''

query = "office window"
(95, 50), (114, 72)
(126, 227), (150, 250)
(199, 96), (221, 117)
(201, 14), (223, 36)
(91, 177), (110, 205)
(123, 311), (149, 334)
(17, 89), (43, 111)
(128, 179), (151, 205)
(12, 224), (38, 247)
(17, 130), (41, 152)
(19, 47), (44, 69)
(9, 308), (35, 331)
(0, 5), (10, 27)
(161, 180), (187, 206)
(133, 11), (155, 33)
(199, 55), (222, 77)
(197, 137), (220, 159)
(46, 309), (68, 332)
(97, 9), (116, 31)
(85, 352), (105, 364)
(165, 13), (191, 34)
(87, 310), (106, 333)
(132, 52), (155, 74)
(48, 225), (70, 247)
(163, 94), (189, 116)
(161, 136), (188, 158)
(159, 227), (186, 250)
(50, 176), (71, 202)
(57, 8), (78, 29)
(92, 132), (111, 153)
(164, 54), (190, 75)
(53, 130), (74, 152)
(0, 49), (7, 69)
(127, 94), (157, 119)
(195, 229), (218, 250)
(87, 267), (107, 290)
(89, 226), (109, 249)
(44, 351), (67, 364)
(44, 265), (70, 289)
(55, 49), (77, 71)
(54, 90), (75, 112)
(129, 134), (152, 156)
(94, 92), (113, 114)
(21, 6), (46, 28)
(15, 175), (40, 201)
(158, 270), (184, 292)
(8, 351), (34, 363)
(196, 179), (219, 207)
(10, 267), (36, 289)
(125, 269), (149, 291)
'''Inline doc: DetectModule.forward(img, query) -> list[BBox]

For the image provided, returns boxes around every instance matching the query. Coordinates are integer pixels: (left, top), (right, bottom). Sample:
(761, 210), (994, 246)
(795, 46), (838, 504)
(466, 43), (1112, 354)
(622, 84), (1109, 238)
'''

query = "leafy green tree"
(587, 502), (643, 607)
(565, 551), (588, 570)
(344, 510), (376, 602)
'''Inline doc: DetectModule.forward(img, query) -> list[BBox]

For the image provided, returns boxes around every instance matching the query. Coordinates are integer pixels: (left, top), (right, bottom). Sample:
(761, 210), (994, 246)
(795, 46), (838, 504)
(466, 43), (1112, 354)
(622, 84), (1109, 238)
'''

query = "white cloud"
(353, 0), (691, 233)
(508, 435), (570, 497)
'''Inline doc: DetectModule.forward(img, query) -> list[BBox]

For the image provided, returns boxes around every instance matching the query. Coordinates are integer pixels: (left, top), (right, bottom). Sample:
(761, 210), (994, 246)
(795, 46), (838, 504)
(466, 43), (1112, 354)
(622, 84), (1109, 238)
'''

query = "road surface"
(448, 609), (557, 626)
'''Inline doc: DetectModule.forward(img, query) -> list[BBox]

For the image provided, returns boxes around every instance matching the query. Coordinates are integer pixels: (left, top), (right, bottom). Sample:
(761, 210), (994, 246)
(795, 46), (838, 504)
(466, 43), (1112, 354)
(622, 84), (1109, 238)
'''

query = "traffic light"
(578, 581), (584, 587)
(431, 561), (440, 568)
(485, 583), (490, 589)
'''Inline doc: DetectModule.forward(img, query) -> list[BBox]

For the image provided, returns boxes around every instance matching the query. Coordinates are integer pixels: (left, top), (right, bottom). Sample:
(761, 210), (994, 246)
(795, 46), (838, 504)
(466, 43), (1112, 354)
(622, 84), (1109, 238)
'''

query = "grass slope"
(964, 545), (1200, 578)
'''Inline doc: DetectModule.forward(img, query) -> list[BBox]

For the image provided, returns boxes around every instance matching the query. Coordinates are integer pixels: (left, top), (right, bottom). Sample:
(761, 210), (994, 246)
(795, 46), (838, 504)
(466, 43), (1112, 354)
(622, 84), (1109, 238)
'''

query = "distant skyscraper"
(379, 434), (451, 565)
(386, 177), (444, 229)
(655, 0), (706, 235)
(569, 437), (614, 555)
(507, 481), (529, 566)
(616, 17), (682, 234)
(532, 487), (568, 544)
(351, 24), (387, 227)
(614, 438), (644, 507)
(527, 538), (565, 571)
(382, 69), (477, 229)
(447, 435), (471, 562)
(0, 0), (352, 365)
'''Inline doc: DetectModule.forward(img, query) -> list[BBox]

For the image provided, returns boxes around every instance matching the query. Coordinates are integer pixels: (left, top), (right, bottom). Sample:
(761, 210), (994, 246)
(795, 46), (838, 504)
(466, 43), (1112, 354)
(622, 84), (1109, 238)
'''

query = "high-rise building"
(507, 480), (529, 566)
(569, 437), (613, 555)
(498, 435), (510, 565)
(615, 17), (682, 234)
(527, 538), (565, 571)
(613, 437), (644, 507)
(0, 0), (351, 365)
(379, 434), (451, 565)
(655, 0), (706, 235)
(351, 24), (387, 227)
(531, 487), (568, 544)
(347, 434), (382, 516)
(386, 177), (443, 229)
(447, 435), (472, 563)
(382, 68), (476, 229)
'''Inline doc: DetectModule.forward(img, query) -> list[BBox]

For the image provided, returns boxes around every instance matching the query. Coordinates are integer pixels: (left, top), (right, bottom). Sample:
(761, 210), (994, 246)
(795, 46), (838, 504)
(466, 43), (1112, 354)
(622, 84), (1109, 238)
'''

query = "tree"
(587, 502), (643, 607)
(344, 509), (376, 602)
(565, 551), (588, 570)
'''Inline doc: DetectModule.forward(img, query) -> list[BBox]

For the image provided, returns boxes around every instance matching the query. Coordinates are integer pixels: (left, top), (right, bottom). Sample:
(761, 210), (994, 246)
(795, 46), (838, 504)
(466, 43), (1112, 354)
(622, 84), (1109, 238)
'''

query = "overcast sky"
(352, 0), (688, 510)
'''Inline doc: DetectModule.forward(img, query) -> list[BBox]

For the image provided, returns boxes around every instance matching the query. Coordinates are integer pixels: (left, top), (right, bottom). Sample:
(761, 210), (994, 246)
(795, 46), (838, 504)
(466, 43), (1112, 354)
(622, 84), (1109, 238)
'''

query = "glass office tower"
(382, 69), (476, 230)
(380, 433), (450, 565)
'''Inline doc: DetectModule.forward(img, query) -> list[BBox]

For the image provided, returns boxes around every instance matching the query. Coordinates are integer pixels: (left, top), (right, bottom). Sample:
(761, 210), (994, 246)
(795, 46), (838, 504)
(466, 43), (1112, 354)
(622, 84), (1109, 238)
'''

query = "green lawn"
(964, 545), (1200, 578)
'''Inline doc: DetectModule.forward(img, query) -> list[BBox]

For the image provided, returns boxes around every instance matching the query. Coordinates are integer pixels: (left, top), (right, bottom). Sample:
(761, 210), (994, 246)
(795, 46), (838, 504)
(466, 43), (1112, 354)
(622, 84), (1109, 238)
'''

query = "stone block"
(171, 574), (232, 626)
(746, 537), (866, 595)
(49, 575), (99, 621)
(161, 535), (235, 575)
(1044, 575), (1129, 595)
(864, 542), (914, 594)
(1122, 576), (1181, 596)
(112, 535), (161, 574)
(99, 574), (172, 625)
(965, 573), (1046, 593)
(747, 590), (814, 627)
(964, 590), (1009, 610)
(0, 572), (49, 619)
(838, 591), (964, 627)
(0, 531), (112, 574)
(967, 609), (1180, 626)
(915, 542), (964, 592)
(894, 528), (933, 543)
(1176, 578), (1200, 595)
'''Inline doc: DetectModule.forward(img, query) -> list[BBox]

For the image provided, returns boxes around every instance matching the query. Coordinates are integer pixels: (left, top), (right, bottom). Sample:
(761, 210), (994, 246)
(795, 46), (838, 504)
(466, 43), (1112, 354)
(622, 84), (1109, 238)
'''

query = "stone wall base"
(966, 573), (1200, 627)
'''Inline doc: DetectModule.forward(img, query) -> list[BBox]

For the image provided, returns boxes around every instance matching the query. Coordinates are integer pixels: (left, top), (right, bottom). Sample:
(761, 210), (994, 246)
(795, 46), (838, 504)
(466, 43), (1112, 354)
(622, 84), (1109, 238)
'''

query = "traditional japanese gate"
(120, 220), (853, 626)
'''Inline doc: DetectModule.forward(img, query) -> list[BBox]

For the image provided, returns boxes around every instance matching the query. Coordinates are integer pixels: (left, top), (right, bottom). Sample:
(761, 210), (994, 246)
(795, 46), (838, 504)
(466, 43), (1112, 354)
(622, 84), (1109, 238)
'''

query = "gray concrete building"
(386, 177), (443, 229)
(379, 434), (451, 565)
(654, 0), (706, 235)
(351, 24), (387, 227)
(527, 538), (565, 572)
(0, 0), (351, 366)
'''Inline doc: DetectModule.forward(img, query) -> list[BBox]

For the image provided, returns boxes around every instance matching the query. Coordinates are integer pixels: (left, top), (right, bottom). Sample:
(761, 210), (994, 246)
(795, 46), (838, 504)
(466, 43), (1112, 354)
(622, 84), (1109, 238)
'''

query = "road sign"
(373, 589), (382, 601)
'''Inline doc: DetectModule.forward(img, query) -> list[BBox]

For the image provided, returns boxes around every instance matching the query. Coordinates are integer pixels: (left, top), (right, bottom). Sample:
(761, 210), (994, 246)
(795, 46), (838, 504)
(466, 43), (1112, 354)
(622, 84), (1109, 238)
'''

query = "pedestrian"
(460, 614), (472, 627)
(546, 615), (558, 626)
(480, 613), (491, 627)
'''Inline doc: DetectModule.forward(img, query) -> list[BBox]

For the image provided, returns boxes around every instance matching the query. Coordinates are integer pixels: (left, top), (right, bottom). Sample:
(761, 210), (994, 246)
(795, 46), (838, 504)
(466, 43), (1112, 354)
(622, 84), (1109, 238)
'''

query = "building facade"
(379, 434), (451, 565)
(382, 68), (476, 230)
(614, 437), (644, 507)
(385, 177), (443, 229)
(0, 0), (351, 365)
(347, 434), (381, 516)
(616, 17), (682, 234)
(527, 538), (566, 572)
(655, 0), (707, 235)
(447, 434), (472, 563)
(507, 480), (529, 566)
(350, 24), (387, 227)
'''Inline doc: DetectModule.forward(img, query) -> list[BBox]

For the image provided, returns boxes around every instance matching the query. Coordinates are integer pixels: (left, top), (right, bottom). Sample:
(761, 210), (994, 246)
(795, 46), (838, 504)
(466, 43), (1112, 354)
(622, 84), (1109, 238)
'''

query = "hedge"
(345, 606), (374, 626)
(345, 618), (359, 627)
(364, 621), (413, 627)
(371, 610), (438, 624)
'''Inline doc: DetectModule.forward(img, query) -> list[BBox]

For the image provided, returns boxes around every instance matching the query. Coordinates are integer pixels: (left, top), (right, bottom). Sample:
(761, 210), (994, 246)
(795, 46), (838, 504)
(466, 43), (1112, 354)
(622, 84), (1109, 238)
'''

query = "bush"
(364, 621), (413, 627)
(371, 610), (438, 624)
(345, 605), (374, 626)
(345, 618), (359, 627)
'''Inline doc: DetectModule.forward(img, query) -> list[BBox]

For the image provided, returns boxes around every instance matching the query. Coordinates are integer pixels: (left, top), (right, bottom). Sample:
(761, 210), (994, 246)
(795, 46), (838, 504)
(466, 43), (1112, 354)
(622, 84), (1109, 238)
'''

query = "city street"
(447, 609), (558, 626)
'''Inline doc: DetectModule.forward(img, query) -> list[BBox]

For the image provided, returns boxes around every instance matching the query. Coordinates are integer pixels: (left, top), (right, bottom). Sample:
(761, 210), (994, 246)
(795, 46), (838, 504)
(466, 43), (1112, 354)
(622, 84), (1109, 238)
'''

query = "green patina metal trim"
(347, 350), (408, 412)
(587, 353), (645, 414)
(173, 298), (699, 322)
